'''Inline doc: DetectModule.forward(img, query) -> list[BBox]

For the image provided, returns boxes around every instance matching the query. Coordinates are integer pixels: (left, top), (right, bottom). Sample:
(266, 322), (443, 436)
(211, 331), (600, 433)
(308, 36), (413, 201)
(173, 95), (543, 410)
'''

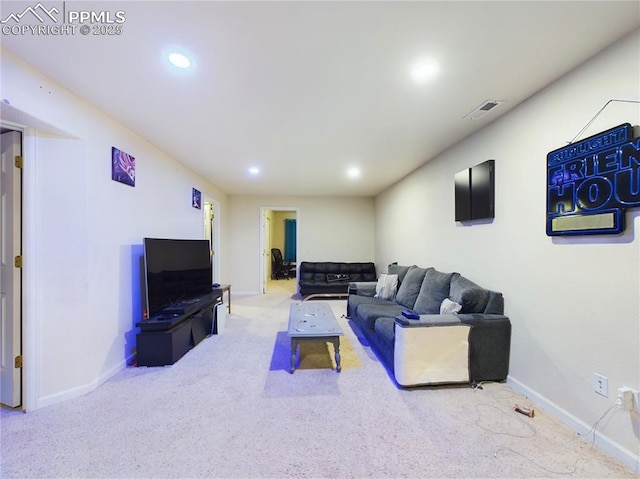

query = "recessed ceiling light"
(347, 167), (361, 179)
(410, 59), (439, 83)
(168, 52), (191, 69)
(162, 47), (196, 73)
(249, 167), (260, 175)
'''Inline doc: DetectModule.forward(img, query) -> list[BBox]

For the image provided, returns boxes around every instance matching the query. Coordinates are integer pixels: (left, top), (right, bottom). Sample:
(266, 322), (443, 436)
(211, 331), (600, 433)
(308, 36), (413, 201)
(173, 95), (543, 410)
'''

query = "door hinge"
(15, 155), (23, 169)
(15, 355), (23, 368)
(14, 255), (23, 268)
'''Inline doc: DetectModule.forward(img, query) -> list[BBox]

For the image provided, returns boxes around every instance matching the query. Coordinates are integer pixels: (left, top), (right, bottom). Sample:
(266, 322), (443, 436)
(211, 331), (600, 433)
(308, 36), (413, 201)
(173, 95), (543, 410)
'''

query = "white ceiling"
(2, 1), (639, 196)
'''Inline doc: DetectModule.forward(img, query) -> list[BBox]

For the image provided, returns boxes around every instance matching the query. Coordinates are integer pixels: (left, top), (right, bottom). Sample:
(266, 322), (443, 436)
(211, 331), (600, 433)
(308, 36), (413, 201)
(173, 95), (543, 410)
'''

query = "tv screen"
(455, 160), (495, 221)
(143, 238), (212, 317)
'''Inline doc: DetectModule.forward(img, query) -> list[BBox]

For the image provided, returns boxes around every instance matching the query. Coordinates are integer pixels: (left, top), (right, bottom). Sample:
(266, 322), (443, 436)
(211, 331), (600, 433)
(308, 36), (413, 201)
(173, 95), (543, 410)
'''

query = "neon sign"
(547, 123), (640, 236)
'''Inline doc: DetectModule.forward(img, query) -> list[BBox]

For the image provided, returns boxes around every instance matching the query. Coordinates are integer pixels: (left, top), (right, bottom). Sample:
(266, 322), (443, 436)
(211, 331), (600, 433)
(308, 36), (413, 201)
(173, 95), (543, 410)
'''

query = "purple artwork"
(112, 147), (135, 187)
(192, 188), (202, 209)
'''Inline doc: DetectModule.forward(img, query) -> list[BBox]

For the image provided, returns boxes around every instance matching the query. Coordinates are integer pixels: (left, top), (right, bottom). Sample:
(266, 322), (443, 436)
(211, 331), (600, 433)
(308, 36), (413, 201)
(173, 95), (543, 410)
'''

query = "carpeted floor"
(0, 291), (636, 478)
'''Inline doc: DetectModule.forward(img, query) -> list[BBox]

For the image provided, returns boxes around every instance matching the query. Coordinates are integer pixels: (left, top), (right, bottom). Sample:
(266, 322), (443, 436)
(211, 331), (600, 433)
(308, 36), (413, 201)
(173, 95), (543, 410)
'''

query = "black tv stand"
(136, 289), (222, 366)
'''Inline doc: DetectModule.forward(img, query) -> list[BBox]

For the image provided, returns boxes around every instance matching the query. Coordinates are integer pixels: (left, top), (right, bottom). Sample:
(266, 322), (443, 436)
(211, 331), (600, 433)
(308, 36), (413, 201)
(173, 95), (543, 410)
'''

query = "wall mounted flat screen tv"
(455, 160), (495, 221)
(143, 238), (212, 317)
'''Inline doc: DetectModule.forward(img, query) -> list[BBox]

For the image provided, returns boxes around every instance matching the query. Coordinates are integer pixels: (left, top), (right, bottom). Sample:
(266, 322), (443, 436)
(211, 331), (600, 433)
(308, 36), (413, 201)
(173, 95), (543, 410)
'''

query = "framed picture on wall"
(192, 188), (202, 209)
(111, 147), (135, 187)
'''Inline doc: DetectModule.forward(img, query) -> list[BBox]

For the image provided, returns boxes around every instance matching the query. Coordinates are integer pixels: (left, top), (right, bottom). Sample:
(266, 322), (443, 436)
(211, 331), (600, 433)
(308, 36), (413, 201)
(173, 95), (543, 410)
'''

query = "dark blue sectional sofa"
(348, 263), (511, 387)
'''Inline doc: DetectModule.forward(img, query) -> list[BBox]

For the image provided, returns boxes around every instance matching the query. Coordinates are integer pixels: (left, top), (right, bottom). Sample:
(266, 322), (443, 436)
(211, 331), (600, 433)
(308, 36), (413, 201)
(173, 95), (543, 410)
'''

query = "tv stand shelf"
(136, 289), (222, 367)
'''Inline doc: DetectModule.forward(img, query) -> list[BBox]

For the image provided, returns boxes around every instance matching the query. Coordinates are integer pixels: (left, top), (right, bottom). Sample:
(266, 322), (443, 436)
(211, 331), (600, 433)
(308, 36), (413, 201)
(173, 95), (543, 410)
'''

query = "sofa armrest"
(456, 314), (511, 382)
(394, 313), (462, 327)
(348, 281), (377, 297)
(393, 314), (471, 386)
(393, 313), (511, 385)
(456, 313), (509, 323)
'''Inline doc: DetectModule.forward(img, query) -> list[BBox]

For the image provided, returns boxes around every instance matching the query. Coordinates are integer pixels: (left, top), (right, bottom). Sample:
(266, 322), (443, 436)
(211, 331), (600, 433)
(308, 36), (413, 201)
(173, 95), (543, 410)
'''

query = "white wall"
(0, 49), (228, 408)
(228, 195), (375, 294)
(375, 30), (640, 469)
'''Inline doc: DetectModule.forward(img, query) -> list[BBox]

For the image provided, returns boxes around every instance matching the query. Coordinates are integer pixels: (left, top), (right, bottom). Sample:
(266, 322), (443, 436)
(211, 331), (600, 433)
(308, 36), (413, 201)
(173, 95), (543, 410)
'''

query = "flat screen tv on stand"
(143, 238), (213, 319)
(138, 238), (222, 366)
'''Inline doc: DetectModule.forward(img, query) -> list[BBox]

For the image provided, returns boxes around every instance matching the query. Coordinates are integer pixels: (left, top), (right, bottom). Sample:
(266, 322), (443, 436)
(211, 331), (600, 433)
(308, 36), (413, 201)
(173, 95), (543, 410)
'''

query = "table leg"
(332, 337), (341, 373)
(290, 339), (298, 374)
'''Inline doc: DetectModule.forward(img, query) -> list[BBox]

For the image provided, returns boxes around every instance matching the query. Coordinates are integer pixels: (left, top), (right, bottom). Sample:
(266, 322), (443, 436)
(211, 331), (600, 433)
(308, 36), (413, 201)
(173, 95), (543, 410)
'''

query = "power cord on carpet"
(472, 383), (622, 475)
(473, 383), (537, 439)
(492, 401), (620, 476)
(474, 403), (536, 438)
(493, 446), (578, 476)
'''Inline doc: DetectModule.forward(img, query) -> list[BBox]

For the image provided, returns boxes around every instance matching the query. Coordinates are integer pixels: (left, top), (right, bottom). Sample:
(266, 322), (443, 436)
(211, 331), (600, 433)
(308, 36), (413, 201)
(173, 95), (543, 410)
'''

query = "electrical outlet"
(594, 373), (608, 397)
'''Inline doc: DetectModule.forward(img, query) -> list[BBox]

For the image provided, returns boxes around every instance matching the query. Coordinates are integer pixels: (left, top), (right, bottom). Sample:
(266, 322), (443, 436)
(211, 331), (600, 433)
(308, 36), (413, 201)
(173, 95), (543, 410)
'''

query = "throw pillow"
(374, 274), (398, 301)
(413, 269), (456, 314)
(394, 267), (429, 309)
(440, 298), (462, 314)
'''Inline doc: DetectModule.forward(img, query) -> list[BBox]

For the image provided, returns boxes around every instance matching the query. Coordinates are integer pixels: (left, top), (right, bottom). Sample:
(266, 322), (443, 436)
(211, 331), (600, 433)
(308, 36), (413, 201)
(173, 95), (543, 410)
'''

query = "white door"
(0, 130), (22, 408)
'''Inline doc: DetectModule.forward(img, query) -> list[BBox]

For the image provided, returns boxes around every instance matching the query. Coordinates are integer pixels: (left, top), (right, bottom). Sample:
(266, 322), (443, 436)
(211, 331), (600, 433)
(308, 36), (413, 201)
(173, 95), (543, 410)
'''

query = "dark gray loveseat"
(348, 264), (511, 387)
(299, 261), (377, 299)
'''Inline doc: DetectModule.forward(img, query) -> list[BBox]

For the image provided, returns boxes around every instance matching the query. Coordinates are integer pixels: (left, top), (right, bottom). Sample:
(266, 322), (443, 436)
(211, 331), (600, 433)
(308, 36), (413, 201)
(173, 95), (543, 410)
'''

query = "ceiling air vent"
(464, 100), (503, 120)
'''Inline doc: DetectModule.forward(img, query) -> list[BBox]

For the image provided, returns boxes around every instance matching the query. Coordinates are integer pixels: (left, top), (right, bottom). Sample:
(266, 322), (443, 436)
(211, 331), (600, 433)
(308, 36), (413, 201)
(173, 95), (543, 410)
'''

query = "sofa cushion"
(388, 263), (414, 285)
(373, 317), (396, 349)
(313, 273), (327, 282)
(484, 291), (504, 315)
(375, 274), (398, 301)
(357, 303), (405, 330)
(342, 262), (377, 282)
(449, 275), (490, 313)
(413, 269), (456, 314)
(394, 267), (429, 309)
(348, 294), (393, 318)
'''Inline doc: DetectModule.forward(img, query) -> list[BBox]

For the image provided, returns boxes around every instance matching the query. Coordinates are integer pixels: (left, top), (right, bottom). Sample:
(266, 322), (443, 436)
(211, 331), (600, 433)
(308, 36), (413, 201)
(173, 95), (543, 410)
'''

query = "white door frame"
(0, 129), (22, 407)
(259, 207), (299, 295)
(21, 126), (37, 412)
(263, 216), (271, 291)
(203, 197), (220, 283)
(0, 120), (37, 412)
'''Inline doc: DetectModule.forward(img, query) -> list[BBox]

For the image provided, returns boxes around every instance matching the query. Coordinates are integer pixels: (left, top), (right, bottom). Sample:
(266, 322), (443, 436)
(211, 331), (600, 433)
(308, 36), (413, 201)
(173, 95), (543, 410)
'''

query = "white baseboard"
(507, 376), (639, 473)
(232, 290), (261, 296)
(36, 355), (131, 410)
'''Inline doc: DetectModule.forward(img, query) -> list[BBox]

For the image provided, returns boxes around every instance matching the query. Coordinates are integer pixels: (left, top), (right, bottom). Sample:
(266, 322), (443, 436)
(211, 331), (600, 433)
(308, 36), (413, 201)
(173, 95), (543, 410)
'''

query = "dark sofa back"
(299, 262), (376, 282)
(299, 262), (377, 296)
(387, 264), (504, 315)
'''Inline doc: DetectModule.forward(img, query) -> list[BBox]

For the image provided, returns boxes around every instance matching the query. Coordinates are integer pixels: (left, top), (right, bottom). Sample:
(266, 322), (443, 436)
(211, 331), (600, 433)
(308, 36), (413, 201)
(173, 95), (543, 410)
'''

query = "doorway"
(0, 128), (23, 408)
(260, 207), (298, 294)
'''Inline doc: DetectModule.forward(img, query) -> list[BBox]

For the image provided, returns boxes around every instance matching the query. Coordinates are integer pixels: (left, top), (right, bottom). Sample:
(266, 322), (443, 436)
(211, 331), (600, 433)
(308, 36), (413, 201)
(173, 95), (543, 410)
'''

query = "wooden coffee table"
(288, 302), (343, 373)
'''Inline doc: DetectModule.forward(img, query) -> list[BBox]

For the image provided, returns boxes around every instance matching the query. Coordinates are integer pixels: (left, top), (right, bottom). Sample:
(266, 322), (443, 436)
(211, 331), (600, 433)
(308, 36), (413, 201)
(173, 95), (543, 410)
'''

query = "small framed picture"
(192, 188), (202, 209)
(112, 147), (135, 187)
